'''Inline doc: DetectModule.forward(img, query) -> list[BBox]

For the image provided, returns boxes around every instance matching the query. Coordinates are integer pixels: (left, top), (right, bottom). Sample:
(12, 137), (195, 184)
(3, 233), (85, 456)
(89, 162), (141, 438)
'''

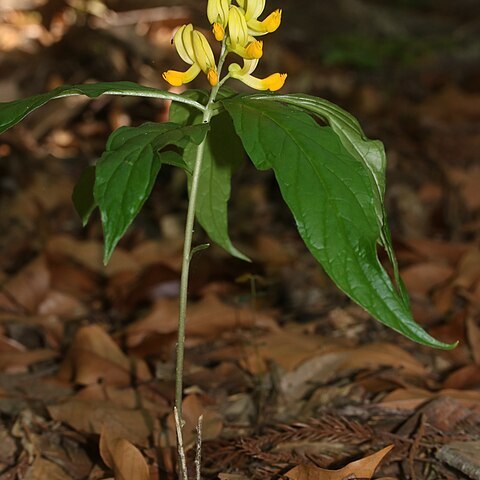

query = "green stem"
(175, 42), (228, 424)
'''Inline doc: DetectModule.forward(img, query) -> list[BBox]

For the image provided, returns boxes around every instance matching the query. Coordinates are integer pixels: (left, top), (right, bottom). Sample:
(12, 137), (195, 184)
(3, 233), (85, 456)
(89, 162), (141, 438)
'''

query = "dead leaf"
(454, 249), (480, 290)
(448, 165), (480, 211)
(285, 445), (394, 480)
(0, 349), (58, 373)
(281, 343), (426, 401)
(58, 325), (151, 386)
(208, 328), (344, 375)
(0, 256), (50, 312)
(99, 428), (149, 480)
(401, 262), (453, 296)
(75, 383), (169, 416)
(380, 387), (480, 412)
(401, 238), (469, 265)
(107, 262), (179, 312)
(46, 235), (140, 277)
(6, 174), (73, 226)
(48, 399), (153, 446)
(24, 457), (74, 480)
(37, 290), (87, 318)
(467, 317), (480, 365)
(419, 85), (480, 122)
(47, 256), (100, 299)
(443, 364), (480, 390)
(165, 394), (223, 449)
(131, 239), (182, 271)
(126, 293), (278, 348)
(437, 441), (480, 480)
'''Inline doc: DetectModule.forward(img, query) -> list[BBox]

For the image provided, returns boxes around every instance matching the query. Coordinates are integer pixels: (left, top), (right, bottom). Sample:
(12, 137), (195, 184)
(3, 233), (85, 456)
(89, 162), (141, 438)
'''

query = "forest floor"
(0, 1), (480, 479)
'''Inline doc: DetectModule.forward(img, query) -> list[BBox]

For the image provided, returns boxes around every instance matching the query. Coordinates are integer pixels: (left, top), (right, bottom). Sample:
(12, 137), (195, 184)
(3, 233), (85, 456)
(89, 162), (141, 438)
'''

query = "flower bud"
(228, 6), (249, 49)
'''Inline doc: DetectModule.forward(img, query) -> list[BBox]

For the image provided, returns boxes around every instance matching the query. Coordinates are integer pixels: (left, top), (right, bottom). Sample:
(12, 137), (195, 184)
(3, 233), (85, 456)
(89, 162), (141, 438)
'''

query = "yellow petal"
(245, 40), (263, 59)
(173, 24), (195, 64)
(231, 71), (287, 91)
(228, 6), (249, 48)
(263, 9), (282, 32)
(212, 22), (225, 41)
(207, 68), (219, 86)
(192, 30), (216, 73)
(244, 0), (266, 22)
(207, 0), (230, 25)
(261, 72), (287, 91)
(248, 9), (282, 35)
(162, 64), (201, 87)
(228, 39), (263, 59)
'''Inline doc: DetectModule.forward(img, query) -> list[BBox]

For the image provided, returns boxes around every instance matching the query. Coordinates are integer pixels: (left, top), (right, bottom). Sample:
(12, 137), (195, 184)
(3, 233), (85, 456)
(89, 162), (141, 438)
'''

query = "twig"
(408, 413), (427, 480)
(195, 415), (204, 480)
(174, 406), (188, 480)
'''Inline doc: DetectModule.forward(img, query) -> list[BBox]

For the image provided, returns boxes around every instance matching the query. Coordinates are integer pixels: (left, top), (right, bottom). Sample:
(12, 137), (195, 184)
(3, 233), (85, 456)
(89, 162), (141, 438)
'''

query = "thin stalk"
(175, 41), (228, 424)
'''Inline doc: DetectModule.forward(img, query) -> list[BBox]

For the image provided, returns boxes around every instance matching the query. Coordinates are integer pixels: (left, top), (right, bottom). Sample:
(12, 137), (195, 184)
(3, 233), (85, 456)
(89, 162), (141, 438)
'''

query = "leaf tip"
(102, 245), (114, 266)
(442, 339), (459, 351)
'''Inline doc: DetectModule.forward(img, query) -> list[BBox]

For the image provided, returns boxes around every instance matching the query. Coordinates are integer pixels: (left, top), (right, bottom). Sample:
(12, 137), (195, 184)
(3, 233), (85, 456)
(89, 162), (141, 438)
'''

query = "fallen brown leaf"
(0, 349), (57, 373)
(443, 364), (480, 390)
(281, 343), (426, 401)
(165, 394), (223, 449)
(0, 256), (50, 313)
(75, 383), (169, 416)
(24, 457), (74, 480)
(37, 290), (87, 318)
(131, 239), (182, 271)
(285, 445), (394, 480)
(48, 399), (153, 446)
(401, 238), (469, 265)
(46, 235), (140, 277)
(100, 428), (150, 480)
(126, 293), (278, 348)
(467, 316), (480, 365)
(6, 173), (73, 226)
(401, 262), (453, 296)
(448, 165), (480, 211)
(58, 325), (151, 386)
(212, 328), (345, 375)
(454, 249), (480, 290)
(380, 387), (480, 412)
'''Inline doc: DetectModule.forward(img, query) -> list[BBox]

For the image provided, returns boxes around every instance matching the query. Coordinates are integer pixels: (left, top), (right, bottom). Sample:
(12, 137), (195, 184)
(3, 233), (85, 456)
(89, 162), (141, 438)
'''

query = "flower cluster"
(163, 0), (286, 91)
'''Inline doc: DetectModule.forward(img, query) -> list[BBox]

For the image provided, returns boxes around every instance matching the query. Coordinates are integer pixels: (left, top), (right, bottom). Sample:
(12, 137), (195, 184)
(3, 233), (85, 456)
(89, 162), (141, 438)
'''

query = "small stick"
(408, 413), (427, 480)
(195, 415), (204, 480)
(174, 406), (188, 480)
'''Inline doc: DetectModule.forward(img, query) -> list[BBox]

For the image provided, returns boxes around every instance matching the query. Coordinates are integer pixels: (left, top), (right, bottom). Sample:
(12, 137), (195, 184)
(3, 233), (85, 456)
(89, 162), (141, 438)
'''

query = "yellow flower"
(227, 6), (249, 49)
(235, 0), (282, 35)
(229, 59), (286, 91)
(163, 24), (218, 87)
(207, 0), (231, 41)
(226, 7), (263, 59)
(229, 36), (263, 59)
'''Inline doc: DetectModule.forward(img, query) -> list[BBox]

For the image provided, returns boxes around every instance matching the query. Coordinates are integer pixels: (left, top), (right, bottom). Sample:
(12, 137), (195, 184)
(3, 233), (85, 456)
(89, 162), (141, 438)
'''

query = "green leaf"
(72, 165), (97, 226)
(168, 90), (209, 126)
(250, 92), (408, 305)
(224, 97), (455, 349)
(0, 81), (205, 134)
(169, 92), (249, 261)
(159, 150), (191, 173)
(94, 122), (208, 263)
(194, 113), (249, 261)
